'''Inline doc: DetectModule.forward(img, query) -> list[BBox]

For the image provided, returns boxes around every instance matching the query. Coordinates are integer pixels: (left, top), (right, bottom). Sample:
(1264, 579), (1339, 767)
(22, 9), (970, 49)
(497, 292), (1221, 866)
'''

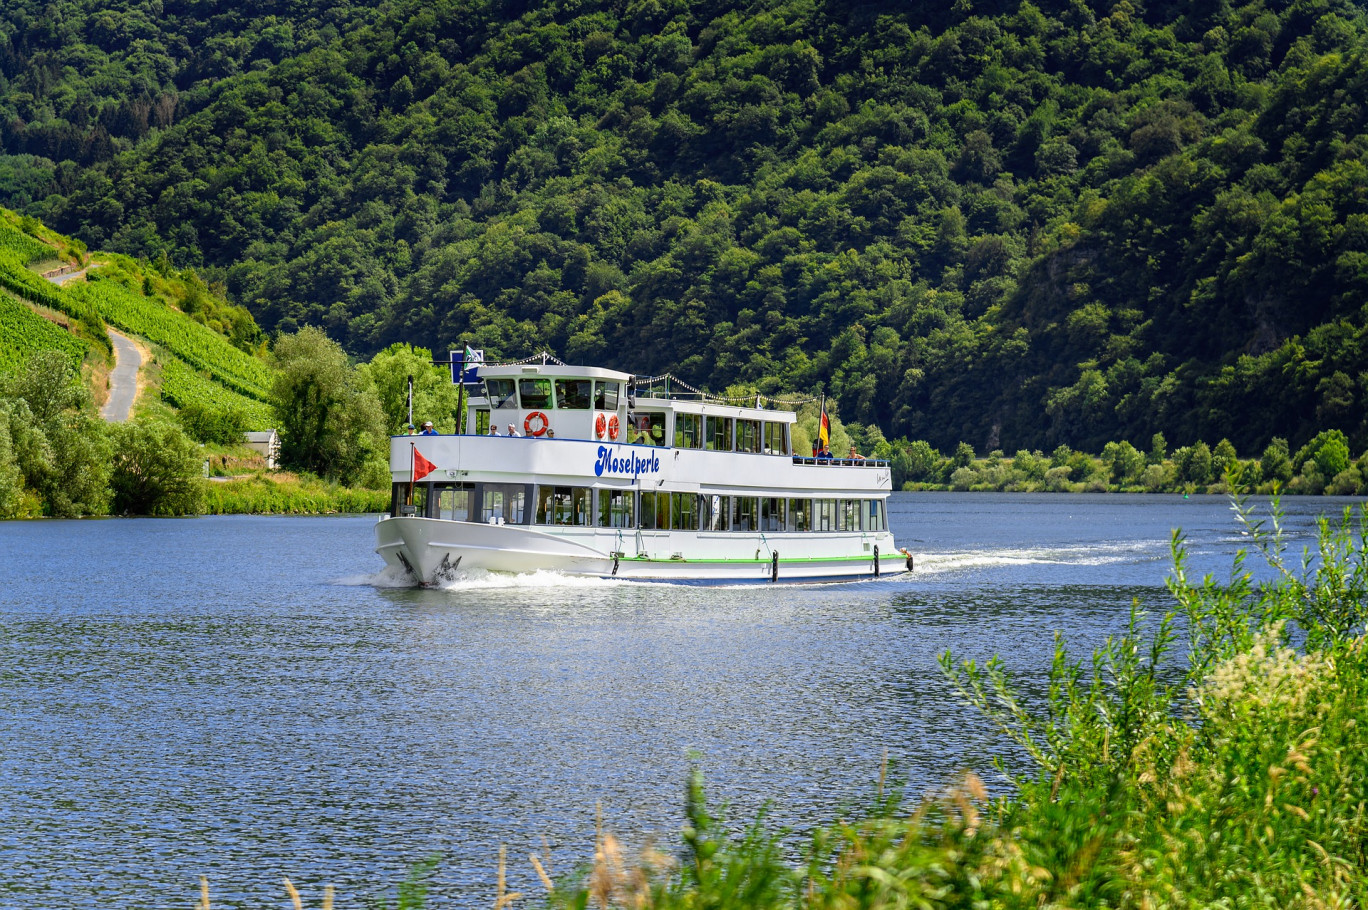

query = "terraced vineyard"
(0, 293), (86, 373)
(159, 358), (273, 429)
(68, 278), (273, 401)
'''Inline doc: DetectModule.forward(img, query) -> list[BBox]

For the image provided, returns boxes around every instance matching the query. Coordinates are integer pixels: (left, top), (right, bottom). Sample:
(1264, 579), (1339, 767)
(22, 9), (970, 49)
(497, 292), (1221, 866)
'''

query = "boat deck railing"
(791, 456), (889, 467)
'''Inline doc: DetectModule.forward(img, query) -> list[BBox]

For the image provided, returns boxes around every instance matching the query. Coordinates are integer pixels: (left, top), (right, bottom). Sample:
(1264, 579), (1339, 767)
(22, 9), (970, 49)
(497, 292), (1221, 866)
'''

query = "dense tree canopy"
(5, 0), (1368, 454)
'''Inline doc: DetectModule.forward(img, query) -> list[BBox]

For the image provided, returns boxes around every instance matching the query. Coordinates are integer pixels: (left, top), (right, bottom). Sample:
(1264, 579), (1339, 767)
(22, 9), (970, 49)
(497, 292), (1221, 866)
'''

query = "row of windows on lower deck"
(390, 482), (887, 532)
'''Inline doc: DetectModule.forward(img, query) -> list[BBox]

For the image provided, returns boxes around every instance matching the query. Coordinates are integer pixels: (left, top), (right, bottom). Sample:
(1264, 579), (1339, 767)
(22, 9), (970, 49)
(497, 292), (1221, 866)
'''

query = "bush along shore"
(194, 498), (1368, 908)
(202, 474), (388, 516)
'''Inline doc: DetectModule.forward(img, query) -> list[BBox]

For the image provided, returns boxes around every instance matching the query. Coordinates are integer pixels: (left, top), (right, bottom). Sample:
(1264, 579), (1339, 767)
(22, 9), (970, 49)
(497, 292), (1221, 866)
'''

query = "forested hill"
(4, 0), (1368, 454)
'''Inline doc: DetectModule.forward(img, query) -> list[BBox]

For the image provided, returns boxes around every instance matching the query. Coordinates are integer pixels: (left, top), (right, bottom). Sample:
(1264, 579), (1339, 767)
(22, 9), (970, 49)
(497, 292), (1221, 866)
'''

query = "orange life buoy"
(607, 415), (620, 440)
(595, 413), (607, 439)
(524, 411), (549, 437)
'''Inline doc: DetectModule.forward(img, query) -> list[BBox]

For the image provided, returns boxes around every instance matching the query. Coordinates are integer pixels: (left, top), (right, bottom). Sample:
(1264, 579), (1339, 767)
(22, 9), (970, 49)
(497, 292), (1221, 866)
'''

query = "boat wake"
(910, 542), (1154, 576)
(432, 568), (635, 590)
(333, 565), (419, 588)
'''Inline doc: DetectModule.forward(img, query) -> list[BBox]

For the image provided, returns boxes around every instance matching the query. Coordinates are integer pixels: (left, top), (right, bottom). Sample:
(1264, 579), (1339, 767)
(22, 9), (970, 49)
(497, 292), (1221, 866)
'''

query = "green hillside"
(0, 210), (273, 432)
(4, 0), (1368, 453)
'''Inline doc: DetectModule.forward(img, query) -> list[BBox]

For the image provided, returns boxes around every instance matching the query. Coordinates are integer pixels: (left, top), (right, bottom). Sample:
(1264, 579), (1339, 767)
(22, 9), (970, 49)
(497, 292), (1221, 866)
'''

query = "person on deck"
(848, 445), (864, 461)
(507, 424), (520, 437)
(488, 424), (499, 435)
(420, 421), (437, 435)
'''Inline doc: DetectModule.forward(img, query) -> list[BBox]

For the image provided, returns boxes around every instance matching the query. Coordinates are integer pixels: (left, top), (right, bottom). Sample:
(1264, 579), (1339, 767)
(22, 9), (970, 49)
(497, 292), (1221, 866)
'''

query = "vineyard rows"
(0, 223), (56, 264)
(68, 279), (273, 401)
(159, 357), (273, 429)
(0, 293), (85, 373)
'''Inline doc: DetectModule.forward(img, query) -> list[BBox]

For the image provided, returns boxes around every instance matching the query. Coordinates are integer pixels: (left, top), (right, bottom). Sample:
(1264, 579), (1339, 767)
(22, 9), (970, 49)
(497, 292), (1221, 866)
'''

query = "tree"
(271, 327), (385, 484)
(0, 351), (110, 517)
(359, 343), (465, 434)
(1260, 437), (1293, 485)
(109, 417), (206, 515)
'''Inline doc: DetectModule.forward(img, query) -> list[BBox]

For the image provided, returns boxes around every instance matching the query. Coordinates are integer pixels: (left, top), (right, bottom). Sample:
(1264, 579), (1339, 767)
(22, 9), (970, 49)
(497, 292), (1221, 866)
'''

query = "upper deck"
(398, 360), (889, 495)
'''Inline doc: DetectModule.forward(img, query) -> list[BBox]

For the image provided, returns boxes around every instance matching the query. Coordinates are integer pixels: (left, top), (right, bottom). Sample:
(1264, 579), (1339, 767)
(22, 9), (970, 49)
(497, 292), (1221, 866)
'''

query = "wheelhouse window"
(519, 378), (553, 409)
(594, 381), (621, 410)
(763, 422), (788, 455)
(481, 483), (527, 524)
(485, 379), (517, 409)
(785, 498), (810, 532)
(555, 379), (591, 410)
(705, 415), (733, 451)
(736, 419), (761, 454)
(475, 409), (491, 435)
(597, 489), (635, 528)
(674, 413), (703, 449)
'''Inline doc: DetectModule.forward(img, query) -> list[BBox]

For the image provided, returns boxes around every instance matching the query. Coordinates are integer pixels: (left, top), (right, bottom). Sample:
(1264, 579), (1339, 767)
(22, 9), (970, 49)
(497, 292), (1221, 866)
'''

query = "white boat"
(374, 362), (905, 584)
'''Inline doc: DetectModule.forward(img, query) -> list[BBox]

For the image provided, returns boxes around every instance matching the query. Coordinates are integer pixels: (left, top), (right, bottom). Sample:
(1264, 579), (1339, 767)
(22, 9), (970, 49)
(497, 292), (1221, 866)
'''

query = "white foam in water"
(333, 564), (418, 588)
(911, 542), (1144, 575)
(433, 568), (636, 590)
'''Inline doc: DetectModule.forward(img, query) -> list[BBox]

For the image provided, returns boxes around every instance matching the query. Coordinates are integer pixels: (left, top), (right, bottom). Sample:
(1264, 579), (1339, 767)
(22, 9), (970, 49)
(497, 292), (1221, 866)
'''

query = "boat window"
(596, 489), (635, 528)
(536, 486), (591, 525)
(864, 499), (884, 532)
(475, 409), (491, 435)
(555, 379), (591, 410)
(837, 499), (858, 532)
(594, 381), (621, 410)
(731, 496), (758, 532)
(481, 483), (526, 524)
(814, 499), (835, 531)
(433, 484), (472, 521)
(699, 494), (729, 531)
(705, 415), (733, 452)
(392, 482), (426, 517)
(519, 378), (553, 409)
(760, 497), (785, 532)
(630, 413), (666, 446)
(486, 378), (517, 409)
(763, 422), (788, 455)
(671, 492), (698, 530)
(736, 419), (761, 454)
(785, 498), (810, 532)
(640, 490), (669, 530)
(674, 413), (703, 449)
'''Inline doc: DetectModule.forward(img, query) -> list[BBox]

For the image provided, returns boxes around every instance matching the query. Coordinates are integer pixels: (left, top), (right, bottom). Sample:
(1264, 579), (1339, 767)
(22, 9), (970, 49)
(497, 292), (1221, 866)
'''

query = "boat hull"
(374, 516), (904, 585)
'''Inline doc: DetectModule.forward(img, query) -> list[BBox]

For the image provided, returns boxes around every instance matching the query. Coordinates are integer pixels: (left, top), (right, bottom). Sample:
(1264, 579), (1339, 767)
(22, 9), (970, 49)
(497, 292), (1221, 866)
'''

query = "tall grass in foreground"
(541, 497), (1368, 909)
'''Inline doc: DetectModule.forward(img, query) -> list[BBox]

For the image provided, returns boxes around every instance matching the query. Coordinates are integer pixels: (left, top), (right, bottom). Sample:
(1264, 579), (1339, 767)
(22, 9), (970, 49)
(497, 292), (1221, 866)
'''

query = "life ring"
(607, 415), (620, 440)
(524, 411), (549, 437)
(595, 413), (607, 439)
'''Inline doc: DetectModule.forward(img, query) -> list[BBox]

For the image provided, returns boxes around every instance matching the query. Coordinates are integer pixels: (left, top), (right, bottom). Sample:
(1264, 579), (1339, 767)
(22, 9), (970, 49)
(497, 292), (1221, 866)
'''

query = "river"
(0, 493), (1355, 907)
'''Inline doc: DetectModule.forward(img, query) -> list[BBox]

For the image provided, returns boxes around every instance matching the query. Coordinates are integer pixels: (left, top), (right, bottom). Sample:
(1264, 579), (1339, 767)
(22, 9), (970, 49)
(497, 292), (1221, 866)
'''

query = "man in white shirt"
(507, 423), (520, 437)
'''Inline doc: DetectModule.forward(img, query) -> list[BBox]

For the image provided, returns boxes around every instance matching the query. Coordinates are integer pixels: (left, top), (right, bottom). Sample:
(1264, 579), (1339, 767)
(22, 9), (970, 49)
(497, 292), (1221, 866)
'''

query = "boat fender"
(900, 547), (914, 572)
(771, 551), (779, 583)
(607, 415), (620, 440)
(874, 544), (879, 578)
(524, 411), (550, 436)
(595, 413), (607, 439)
(612, 554), (619, 576)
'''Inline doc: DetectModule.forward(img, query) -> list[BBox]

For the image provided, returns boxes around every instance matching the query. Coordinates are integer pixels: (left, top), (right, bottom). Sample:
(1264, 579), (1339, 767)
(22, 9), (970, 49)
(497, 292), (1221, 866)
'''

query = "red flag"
(412, 447), (436, 482)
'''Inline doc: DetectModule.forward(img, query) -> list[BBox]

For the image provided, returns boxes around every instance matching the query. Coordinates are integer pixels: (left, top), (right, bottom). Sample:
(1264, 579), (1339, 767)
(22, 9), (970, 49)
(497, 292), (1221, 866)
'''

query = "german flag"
(818, 396), (830, 450)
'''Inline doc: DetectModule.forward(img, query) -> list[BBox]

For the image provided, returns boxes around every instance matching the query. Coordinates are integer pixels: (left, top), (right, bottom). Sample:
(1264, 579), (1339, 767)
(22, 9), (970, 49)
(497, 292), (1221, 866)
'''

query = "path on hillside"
(39, 264), (140, 422)
(101, 329), (141, 423)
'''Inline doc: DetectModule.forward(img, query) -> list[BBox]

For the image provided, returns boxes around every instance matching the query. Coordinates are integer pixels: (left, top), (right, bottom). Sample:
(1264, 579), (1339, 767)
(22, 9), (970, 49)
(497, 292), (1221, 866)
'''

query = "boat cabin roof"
(475, 364), (632, 383)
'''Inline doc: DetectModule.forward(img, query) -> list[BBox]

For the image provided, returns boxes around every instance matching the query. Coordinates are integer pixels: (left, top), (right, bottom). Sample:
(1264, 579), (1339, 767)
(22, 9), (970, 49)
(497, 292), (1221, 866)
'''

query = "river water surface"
(0, 493), (1355, 907)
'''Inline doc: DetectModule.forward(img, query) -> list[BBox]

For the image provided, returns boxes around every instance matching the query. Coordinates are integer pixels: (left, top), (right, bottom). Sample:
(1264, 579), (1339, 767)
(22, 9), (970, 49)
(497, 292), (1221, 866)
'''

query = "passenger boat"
(374, 362), (904, 584)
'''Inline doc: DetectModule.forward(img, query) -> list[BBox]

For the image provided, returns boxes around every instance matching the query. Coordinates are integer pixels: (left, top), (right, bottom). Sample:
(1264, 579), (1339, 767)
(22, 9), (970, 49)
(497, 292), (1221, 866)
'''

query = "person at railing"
(848, 445), (864, 461)
(507, 423), (520, 437)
